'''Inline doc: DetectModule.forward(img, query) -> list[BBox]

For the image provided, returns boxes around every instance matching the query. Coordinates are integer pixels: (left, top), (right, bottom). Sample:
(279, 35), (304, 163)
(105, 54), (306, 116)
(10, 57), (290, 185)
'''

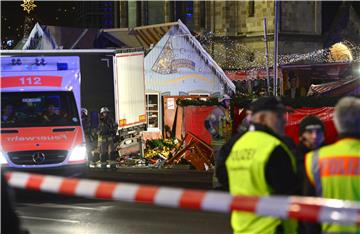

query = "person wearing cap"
(204, 94), (232, 188)
(216, 96), (298, 234)
(305, 97), (360, 234)
(298, 115), (325, 155)
(297, 115), (325, 182)
(97, 107), (118, 168)
(297, 115), (325, 234)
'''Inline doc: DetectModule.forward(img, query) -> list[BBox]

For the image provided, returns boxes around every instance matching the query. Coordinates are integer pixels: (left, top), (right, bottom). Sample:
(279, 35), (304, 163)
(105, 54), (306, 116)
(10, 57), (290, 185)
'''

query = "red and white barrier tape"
(5, 171), (360, 226)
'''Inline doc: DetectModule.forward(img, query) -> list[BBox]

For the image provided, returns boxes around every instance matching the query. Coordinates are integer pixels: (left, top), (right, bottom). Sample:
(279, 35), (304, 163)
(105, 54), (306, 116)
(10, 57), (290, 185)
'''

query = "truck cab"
(0, 56), (87, 168)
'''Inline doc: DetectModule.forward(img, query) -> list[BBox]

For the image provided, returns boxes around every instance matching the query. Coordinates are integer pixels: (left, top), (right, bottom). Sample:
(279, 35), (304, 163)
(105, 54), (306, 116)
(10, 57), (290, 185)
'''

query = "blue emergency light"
(35, 58), (47, 66)
(57, 63), (68, 70)
(11, 58), (22, 65)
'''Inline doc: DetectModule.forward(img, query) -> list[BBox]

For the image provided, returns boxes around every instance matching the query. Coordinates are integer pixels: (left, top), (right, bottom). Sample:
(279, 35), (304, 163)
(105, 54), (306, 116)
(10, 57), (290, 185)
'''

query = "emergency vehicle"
(0, 56), (87, 168)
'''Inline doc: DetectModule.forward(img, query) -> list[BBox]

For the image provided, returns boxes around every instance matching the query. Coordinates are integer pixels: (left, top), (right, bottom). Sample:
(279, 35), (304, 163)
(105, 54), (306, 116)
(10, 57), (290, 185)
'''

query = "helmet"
(219, 94), (231, 102)
(100, 107), (110, 114)
(81, 108), (88, 116)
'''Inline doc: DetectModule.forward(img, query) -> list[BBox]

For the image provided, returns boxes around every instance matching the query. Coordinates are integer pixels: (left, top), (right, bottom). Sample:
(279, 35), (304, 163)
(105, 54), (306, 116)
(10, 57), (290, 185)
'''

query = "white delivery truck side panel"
(114, 52), (146, 130)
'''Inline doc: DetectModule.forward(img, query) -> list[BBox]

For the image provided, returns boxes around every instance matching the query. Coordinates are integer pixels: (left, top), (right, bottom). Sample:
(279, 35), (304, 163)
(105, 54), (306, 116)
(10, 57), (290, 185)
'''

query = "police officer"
(305, 96), (360, 234)
(97, 107), (118, 168)
(297, 115), (325, 234)
(205, 94), (232, 188)
(217, 96), (298, 234)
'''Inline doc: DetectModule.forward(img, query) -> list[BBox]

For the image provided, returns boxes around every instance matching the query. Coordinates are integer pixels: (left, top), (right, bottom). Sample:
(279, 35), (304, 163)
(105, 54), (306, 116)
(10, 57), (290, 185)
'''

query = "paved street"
(10, 168), (232, 234)
(17, 199), (231, 234)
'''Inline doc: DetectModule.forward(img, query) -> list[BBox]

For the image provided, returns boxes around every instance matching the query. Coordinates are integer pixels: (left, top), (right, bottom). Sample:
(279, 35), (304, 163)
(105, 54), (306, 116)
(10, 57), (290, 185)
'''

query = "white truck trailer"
(1, 49), (147, 168)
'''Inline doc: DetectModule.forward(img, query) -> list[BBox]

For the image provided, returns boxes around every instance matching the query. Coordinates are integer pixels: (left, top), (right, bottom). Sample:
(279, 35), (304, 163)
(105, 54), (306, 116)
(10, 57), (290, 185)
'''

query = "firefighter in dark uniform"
(82, 108), (96, 166)
(97, 107), (118, 168)
(81, 108), (91, 143)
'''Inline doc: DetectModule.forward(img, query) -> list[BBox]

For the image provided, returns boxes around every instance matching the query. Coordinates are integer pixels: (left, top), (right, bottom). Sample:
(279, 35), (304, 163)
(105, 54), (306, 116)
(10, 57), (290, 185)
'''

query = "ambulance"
(0, 56), (87, 168)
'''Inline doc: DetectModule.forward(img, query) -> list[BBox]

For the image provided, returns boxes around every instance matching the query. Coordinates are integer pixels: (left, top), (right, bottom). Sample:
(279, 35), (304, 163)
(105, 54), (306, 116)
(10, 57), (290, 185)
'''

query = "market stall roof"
(15, 21), (187, 50)
(279, 62), (351, 69)
(103, 22), (178, 49)
(225, 69), (274, 81)
(46, 26), (100, 49)
(101, 28), (141, 48)
(15, 21), (234, 94)
(281, 62), (354, 80)
(14, 23), (58, 50)
(144, 20), (235, 94)
(307, 76), (360, 96)
(225, 61), (353, 81)
(14, 23), (102, 49)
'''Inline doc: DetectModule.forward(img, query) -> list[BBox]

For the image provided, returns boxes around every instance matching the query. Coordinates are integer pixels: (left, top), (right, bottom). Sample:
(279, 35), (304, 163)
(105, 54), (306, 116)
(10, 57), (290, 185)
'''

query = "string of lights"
(196, 34), (360, 70)
(2, 2), (359, 68)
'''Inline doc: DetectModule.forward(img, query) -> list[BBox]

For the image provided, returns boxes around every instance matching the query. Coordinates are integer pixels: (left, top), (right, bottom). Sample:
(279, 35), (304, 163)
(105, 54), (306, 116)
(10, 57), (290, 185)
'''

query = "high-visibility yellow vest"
(305, 138), (360, 234)
(222, 109), (232, 142)
(226, 130), (297, 234)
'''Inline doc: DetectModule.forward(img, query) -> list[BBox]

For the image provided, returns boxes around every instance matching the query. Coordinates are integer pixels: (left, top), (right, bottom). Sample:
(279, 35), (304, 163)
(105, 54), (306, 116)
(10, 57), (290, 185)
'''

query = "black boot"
(100, 153), (108, 169)
(110, 151), (118, 161)
(108, 151), (118, 169)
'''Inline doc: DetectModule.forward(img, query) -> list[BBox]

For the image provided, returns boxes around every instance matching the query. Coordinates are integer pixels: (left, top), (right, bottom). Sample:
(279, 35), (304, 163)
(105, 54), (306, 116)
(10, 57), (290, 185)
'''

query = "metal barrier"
(6, 171), (360, 226)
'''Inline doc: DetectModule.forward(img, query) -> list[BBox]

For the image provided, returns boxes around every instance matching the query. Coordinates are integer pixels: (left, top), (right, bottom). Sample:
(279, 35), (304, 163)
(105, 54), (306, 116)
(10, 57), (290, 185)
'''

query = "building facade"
(116, 1), (324, 70)
(77, 1), (119, 28)
(75, 1), (359, 69)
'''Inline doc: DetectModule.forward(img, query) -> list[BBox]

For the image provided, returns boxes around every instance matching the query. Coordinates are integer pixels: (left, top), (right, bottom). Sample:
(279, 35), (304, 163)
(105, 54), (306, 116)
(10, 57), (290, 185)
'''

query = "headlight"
(0, 151), (8, 164)
(69, 145), (87, 162)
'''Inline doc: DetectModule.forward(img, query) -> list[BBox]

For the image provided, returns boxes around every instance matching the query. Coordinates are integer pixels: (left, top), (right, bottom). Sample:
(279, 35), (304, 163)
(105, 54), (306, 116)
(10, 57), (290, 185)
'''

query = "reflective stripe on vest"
(305, 139), (360, 234)
(225, 130), (297, 234)
(311, 150), (323, 196)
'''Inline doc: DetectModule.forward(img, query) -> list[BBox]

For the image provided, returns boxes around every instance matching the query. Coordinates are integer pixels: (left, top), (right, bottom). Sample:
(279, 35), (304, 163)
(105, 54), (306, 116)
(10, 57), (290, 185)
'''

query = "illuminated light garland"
(194, 34), (360, 70)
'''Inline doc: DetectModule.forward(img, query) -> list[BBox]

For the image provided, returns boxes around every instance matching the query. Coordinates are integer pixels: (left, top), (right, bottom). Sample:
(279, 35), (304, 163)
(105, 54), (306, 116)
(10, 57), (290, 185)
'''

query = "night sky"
(1, 1), (360, 49)
(1, 1), (80, 48)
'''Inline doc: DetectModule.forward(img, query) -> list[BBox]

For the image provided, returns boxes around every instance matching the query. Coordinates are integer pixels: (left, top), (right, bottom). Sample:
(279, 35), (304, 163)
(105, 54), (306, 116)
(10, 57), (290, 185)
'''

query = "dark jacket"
(97, 116), (117, 138)
(215, 123), (299, 195)
(297, 142), (322, 197)
(236, 118), (250, 135)
(1, 174), (23, 234)
(296, 142), (321, 234)
(81, 115), (91, 135)
(284, 88), (301, 98)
